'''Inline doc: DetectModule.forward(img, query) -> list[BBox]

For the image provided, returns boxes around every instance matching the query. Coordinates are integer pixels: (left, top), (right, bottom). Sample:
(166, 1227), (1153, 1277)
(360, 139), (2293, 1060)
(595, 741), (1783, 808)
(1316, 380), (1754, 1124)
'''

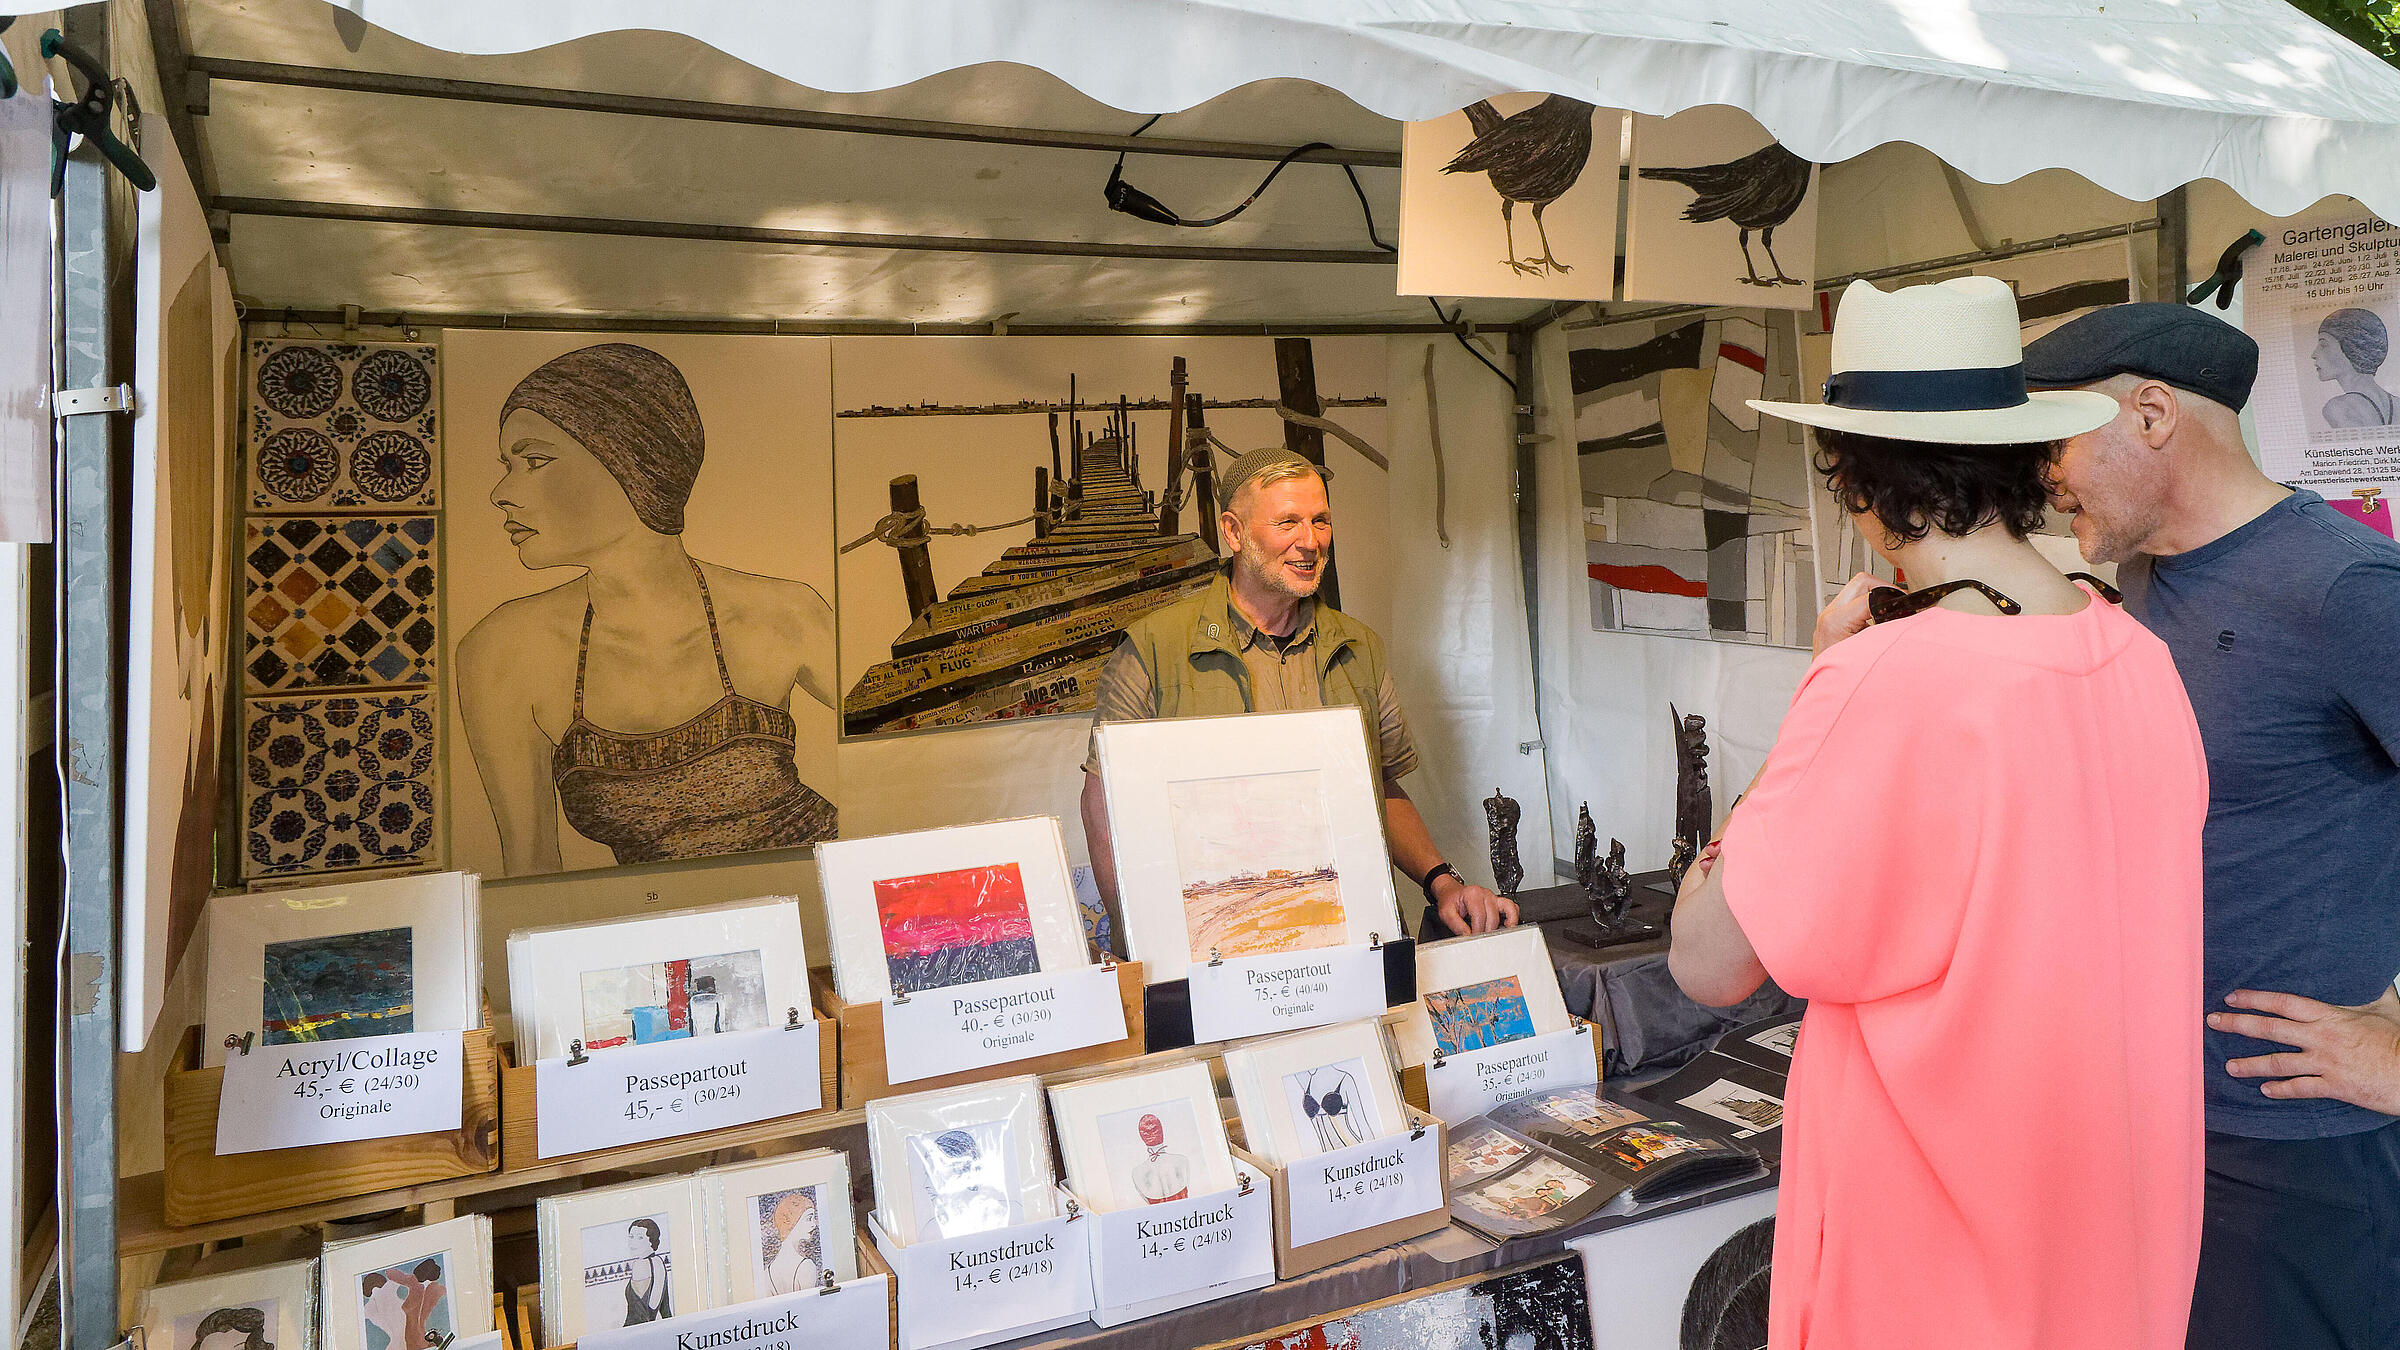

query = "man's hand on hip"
(1434, 873), (1519, 934)
(2210, 985), (2400, 1116)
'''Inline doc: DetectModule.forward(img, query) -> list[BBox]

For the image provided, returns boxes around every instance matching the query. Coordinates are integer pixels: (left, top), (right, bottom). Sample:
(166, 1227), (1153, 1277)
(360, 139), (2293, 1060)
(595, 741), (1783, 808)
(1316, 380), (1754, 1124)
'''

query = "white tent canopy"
(313, 0), (2400, 219)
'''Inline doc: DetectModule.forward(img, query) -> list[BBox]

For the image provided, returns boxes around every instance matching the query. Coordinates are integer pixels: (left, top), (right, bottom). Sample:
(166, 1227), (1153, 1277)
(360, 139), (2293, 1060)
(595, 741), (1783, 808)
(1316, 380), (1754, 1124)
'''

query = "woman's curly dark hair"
(1812, 427), (2055, 544)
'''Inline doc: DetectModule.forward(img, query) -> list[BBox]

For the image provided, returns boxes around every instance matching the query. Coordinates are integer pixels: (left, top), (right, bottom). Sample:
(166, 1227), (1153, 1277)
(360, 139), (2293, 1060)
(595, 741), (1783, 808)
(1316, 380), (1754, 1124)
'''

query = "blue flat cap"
(2022, 302), (2258, 412)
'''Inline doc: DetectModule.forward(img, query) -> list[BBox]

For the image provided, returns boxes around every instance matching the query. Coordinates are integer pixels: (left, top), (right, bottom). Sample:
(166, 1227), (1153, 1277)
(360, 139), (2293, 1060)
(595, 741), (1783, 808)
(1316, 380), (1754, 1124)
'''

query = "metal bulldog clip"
(567, 1039), (589, 1067)
(223, 1031), (255, 1057)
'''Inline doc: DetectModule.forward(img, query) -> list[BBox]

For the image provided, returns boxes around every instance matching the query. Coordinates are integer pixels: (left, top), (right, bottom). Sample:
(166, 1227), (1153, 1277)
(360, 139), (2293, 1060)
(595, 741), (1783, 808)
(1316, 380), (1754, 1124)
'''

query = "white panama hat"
(1749, 276), (2120, 445)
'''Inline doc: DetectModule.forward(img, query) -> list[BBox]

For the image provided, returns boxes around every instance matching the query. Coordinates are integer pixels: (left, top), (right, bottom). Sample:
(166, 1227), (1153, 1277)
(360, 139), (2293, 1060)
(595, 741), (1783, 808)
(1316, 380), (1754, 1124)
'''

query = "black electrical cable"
(1108, 114), (1397, 253)
(1430, 298), (1517, 393)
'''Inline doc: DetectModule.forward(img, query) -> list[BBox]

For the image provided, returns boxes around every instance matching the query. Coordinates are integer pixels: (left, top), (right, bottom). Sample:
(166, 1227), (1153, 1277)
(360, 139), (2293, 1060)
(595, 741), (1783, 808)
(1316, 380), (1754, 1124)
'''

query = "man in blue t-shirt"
(2028, 303), (2400, 1349)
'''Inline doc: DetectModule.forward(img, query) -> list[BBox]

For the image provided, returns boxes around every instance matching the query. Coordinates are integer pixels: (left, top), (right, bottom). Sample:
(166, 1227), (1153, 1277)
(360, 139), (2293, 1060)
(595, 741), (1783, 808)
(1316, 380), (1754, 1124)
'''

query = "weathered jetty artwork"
(840, 345), (1384, 736)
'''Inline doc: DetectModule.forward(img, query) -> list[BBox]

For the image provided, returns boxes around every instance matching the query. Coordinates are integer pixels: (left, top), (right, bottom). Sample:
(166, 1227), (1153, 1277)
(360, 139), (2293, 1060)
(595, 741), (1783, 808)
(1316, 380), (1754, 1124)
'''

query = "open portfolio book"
(1442, 1085), (1763, 1241)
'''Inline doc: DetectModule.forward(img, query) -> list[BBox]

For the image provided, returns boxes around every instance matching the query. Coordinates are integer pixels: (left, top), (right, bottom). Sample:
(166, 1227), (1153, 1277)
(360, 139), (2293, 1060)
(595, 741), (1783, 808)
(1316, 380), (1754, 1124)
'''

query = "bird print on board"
(1638, 141), (1814, 287)
(1439, 95), (1597, 277)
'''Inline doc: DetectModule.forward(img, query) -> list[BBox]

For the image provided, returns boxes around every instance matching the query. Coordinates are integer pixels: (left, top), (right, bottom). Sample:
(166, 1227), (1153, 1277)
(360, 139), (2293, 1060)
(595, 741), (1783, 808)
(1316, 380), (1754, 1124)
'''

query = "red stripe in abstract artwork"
(1717, 343), (1766, 373)
(1589, 563), (1708, 597)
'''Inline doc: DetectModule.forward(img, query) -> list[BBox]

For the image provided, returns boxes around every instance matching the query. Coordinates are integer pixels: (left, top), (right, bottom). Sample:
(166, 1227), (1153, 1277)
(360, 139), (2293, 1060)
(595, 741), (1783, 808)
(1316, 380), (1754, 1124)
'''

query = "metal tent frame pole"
(57, 7), (125, 1349)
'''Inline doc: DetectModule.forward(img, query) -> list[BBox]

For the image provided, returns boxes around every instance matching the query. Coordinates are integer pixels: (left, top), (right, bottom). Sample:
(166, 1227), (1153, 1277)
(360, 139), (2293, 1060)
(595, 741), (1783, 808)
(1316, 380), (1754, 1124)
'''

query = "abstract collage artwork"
(242, 691), (441, 878)
(247, 340), (440, 509)
(1226, 1255), (1591, 1350)
(873, 863), (1040, 994)
(260, 925), (415, 1044)
(243, 517), (439, 691)
(1423, 975), (1537, 1056)
(1571, 309), (1820, 646)
(577, 950), (772, 1048)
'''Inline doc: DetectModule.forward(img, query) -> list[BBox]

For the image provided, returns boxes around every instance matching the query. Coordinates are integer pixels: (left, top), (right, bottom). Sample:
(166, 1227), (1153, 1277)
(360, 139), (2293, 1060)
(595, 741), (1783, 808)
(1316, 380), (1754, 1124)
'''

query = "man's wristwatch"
(1418, 863), (1464, 907)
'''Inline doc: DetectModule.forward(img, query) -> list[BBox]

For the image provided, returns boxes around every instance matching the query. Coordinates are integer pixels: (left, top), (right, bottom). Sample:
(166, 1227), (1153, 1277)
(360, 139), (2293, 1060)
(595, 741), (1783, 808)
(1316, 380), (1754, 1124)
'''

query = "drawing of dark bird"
(1638, 141), (1814, 286)
(1440, 94), (1597, 276)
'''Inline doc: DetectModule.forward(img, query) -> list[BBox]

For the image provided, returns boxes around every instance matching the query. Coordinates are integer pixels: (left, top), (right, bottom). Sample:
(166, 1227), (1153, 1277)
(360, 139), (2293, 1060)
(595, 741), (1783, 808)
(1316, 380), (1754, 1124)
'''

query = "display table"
(1516, 874), (1802, 1077)
(982, 1168), (1778, 1350)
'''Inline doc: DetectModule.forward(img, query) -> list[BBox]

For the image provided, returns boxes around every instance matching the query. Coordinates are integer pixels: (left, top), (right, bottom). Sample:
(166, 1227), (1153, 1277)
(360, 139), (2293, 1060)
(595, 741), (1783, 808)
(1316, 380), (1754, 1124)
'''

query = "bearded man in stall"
(2025, 302), (2400, 1350)
(1079, 448), (1517, 945)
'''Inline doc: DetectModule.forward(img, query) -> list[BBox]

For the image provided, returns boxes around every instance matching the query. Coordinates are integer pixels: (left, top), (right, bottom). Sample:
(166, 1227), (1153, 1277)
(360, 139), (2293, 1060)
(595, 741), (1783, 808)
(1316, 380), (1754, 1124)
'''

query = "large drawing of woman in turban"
(455, 343), (837, 875)
(2312, 307), (2399, 429)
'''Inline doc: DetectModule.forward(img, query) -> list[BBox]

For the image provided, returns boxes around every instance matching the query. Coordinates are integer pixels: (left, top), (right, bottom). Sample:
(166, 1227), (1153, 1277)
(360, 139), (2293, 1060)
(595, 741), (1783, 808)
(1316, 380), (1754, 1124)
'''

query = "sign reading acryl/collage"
(1185, 945), (1385, 1044)
(1284, 1124), (1444, 1248)
(533, 1024), (823, 1158)
(580, 1279), (891, 1350)
(216, 1030), (463, 1154)
(1425, 1024), (1599, 1124)
(881, 966), (1126, 1085)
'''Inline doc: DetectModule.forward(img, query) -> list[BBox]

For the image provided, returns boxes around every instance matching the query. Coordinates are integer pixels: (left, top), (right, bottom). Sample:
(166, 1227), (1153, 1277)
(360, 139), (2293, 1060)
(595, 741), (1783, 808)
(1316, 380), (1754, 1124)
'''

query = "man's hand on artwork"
(1435, 874), (1519, 934)
(1813, 572), (1880, 657)
(2209, 985), (2400, 1116)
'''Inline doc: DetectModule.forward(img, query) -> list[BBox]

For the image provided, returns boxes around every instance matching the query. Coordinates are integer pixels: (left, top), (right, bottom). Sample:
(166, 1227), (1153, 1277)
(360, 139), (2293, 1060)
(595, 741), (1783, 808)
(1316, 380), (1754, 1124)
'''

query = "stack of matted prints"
(535, 1149), (856, 1342)
(1223, 1020), (1409, 1169)
(138, 1213), (494, 1350)
(818, 816), (1091, 1005)
(201, 871), (482, 1066)
(866, 1076), (1057, 1243)
(506, 896), (811, 1061)
(1395, 926), (1573, 1065)
(1050, 1061), (1240, 1210)
(1093, 708), (1402, 982)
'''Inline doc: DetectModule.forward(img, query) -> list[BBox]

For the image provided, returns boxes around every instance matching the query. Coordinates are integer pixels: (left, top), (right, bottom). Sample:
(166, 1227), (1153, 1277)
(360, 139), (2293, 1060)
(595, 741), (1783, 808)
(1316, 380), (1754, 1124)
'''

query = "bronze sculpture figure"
(1667, 703), (1713, 887)
(1485, 788), (1523, 899)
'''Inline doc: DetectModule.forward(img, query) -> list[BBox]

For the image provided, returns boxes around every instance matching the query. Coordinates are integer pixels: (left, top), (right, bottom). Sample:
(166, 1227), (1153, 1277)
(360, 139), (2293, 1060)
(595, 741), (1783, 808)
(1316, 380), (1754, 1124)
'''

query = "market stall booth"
(5, 1), (2399, 1348)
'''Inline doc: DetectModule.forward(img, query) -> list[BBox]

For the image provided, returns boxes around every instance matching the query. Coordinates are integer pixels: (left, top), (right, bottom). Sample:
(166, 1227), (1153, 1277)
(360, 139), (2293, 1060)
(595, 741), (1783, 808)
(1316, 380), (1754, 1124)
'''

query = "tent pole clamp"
(54, 384), (133, 417)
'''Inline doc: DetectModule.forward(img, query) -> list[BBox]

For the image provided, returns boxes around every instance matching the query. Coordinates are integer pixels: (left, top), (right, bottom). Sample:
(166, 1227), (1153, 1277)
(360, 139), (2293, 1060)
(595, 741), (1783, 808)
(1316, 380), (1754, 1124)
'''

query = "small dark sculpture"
(1562, 825), (1652, 950)
(1594, 838), (1631, 926)
(1667, 703), (1713, 888)
(1485, 788), (1523, 898)
(1572, 804), (1598, 893)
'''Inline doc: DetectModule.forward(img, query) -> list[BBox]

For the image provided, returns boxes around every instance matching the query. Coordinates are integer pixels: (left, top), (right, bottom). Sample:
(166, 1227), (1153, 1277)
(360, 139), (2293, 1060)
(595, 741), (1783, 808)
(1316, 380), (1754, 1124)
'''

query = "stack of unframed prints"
(1223, 1020), (1409, 1168)
(818, 816), (1090, 1005)
(1094, 709), (1401, 980)
(866, 1076), (1056, 1245)
(138, 1259), (317, 1350)
(506, 896), (810, 1061)
(201, 871), (483, 1065)
(323, 1216), (496, 1350)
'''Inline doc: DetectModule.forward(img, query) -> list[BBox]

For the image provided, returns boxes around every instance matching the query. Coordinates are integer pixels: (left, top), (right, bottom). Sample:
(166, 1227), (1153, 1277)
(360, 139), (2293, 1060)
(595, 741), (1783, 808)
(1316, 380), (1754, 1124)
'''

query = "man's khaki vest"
(1115, 571), (1392, 790)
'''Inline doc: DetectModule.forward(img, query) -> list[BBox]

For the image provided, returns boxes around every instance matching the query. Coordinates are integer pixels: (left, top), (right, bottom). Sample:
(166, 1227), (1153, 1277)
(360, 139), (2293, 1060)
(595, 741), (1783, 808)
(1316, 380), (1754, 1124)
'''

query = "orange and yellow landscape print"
(1167, 769), (1347, 958)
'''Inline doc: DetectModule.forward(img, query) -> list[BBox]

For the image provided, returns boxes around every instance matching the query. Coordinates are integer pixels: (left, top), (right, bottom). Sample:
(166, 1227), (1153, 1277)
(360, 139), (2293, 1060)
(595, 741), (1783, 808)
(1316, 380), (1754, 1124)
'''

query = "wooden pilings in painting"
(888, 474), (939, 619)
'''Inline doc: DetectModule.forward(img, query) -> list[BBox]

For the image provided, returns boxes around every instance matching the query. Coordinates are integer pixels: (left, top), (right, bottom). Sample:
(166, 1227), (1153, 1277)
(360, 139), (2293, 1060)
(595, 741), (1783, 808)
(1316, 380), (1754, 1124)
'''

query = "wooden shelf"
(117, 1104), (868, 1256)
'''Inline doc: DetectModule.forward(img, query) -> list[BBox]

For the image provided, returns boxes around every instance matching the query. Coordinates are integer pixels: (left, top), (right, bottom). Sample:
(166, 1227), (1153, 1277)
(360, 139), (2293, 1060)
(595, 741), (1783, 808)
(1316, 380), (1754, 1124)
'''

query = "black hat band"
(1823, 363), (2030, 413)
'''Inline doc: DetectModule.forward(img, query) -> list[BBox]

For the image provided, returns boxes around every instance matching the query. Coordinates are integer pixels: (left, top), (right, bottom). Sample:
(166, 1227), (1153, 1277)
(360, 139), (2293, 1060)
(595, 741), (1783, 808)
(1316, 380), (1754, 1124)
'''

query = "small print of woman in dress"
(2311, 308), (2399, 429)
(457, 343), (838, 876)
(621, 1220), (671, 1325)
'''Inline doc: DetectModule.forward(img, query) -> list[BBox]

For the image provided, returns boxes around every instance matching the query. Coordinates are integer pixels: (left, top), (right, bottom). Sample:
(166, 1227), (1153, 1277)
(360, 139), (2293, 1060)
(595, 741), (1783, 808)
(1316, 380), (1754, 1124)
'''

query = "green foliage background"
(2293, 0), (2400, 64)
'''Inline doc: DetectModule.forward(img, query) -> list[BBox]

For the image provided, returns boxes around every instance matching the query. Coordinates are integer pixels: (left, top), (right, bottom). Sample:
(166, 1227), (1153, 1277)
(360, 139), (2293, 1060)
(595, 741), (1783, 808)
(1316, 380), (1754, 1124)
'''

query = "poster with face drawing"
(2237, 209), (2400, 533)
(443, 334), (839, 879)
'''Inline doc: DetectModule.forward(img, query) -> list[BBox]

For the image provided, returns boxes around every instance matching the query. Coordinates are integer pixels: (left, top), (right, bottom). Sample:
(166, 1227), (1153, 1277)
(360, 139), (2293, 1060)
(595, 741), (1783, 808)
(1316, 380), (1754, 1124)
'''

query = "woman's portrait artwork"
(357, 1257), (450, 1350)
(446, 335), (840, 878)
(2310, 307), (2399, 429)
(578, 1217), (673, 1329)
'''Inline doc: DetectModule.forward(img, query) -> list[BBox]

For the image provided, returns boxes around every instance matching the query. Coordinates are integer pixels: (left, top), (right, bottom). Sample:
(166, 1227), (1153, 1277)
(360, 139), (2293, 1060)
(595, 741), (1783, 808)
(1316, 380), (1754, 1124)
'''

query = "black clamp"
(40, 28), (156, 197)
(1430, 1051), (1447, 1071)
(566, 1039), (589, 1067)
(1206, 948), (1224, 968)
(783, 1007), (804, 1031)
(814, 1269), (838, 1297)
(1408, 1120), (1428, 1142)
(2186, 229), (2264, 310)
(223, 1031), (254, 1058)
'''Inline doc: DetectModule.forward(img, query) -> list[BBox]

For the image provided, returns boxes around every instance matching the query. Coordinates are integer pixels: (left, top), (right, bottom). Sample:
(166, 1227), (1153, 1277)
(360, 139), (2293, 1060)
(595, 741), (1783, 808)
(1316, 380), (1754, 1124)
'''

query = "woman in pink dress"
(1668, 277), (2207, 1350)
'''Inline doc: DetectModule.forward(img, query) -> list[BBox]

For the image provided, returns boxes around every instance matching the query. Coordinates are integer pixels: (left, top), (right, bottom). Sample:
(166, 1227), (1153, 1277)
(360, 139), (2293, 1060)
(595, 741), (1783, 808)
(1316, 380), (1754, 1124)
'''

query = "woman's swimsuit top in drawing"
(553, 558), (836, 863)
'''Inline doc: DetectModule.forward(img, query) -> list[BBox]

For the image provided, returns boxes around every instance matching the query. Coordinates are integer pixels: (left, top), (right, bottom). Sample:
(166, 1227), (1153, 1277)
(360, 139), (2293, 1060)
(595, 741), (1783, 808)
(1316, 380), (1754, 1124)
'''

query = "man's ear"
(1218, 507), (1242, 553)
(2133, 379), (2180, 450)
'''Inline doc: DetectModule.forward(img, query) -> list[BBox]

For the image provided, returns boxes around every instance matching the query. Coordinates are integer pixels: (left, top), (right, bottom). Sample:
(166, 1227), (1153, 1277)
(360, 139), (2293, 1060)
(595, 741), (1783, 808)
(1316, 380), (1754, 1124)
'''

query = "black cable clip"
(41, 28), (156, 197)
(567, 1039), (589, 1067)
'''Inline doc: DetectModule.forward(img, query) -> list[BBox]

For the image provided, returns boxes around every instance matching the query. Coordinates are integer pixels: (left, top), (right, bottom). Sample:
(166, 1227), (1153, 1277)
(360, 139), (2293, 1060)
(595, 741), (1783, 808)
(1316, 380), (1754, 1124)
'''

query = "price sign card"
(872, 1209), (1092, 1350)
(216, 1030), (463, 1154)
(1185, 945), (1385, 1044)
(1083, 1161), (1274, 1315)
(533, 1024), (824, 1158)
(881, 966), (1127, 1085)
(1285, 1124), (1444, 1247)
(450, 1334), (505, 1350)
(581, 1278), (890, 1350)
(1425, 1024), (1599, 1124)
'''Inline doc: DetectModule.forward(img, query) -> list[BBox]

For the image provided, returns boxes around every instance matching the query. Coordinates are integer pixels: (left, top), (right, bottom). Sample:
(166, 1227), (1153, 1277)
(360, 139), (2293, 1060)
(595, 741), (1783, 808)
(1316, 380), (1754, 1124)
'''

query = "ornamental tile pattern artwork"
(244, 516), (439, 691)
(242, 691), (441, 879)
(246, 340), (440, 509)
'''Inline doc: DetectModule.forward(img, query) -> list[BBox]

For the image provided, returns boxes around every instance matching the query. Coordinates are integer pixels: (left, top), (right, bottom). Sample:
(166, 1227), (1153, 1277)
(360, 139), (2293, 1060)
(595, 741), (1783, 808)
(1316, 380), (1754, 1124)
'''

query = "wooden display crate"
(498, 1001), (841, 1172)
(1231, 1107), (1450, 1280)
(810, 960), (1146, 1103)
(1397, 1018), (1605, 1113)
(160, 1023), (502, 1227)
(524, 1237), (896, 1350)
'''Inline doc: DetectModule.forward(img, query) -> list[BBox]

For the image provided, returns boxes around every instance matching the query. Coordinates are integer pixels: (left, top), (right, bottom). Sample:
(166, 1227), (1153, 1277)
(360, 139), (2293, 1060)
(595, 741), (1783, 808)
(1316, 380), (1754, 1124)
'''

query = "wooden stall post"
(1159, 357), (1188, 537)
(888, 475), (939, 619)
(1032, 466), (1051, 538)
(1189, 393), (1218, 555)
(1273, 336), (1339, 607)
